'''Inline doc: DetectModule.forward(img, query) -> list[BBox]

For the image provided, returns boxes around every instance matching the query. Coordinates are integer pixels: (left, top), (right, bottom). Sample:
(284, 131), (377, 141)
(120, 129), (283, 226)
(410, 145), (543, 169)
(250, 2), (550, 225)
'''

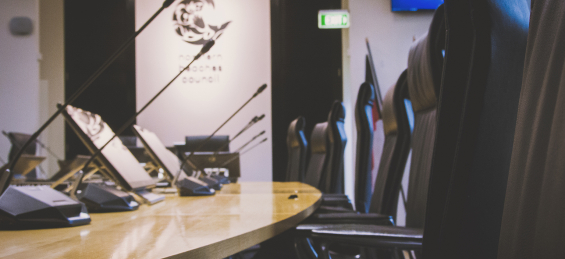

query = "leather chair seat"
(311, 224), (423, 250)
(304, 212), (392, 225)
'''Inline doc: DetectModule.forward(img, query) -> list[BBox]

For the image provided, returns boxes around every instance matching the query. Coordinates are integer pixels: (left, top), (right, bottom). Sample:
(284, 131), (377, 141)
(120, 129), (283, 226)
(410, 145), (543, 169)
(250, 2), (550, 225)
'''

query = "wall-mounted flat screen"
(392, 0), (443, 11)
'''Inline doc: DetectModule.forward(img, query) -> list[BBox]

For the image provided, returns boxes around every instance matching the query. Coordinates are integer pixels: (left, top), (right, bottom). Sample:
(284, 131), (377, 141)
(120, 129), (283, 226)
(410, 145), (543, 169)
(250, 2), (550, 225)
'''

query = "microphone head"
(260, 138), (268, 143)
(257, 84), (267, 94)
(162, 0), (175, 8)
(259, 130), (266, 135)
(200, 40), (215, 55)
(257, 114), (265, 121)
(253, 84), (268, 97)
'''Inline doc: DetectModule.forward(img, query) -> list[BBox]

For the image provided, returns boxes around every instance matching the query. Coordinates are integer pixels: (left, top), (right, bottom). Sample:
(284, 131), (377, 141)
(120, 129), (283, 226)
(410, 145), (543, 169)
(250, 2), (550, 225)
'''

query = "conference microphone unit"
(0, 0), (175, 228)
(73, 40), (217, 201)
(176, 84), (268, 192)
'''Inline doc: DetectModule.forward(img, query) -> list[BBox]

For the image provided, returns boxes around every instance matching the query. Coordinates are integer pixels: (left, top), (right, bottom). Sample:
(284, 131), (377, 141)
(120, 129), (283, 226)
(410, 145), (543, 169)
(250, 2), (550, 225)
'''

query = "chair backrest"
(321, 101), (347, 194)
(354, 82), (376, 213)
(497, 1), (564, 258)
(286, 116), (308, 182)
(304, 122), (329, 189)
(369, 70), (411, 220)
(421, 1), (530, 258)
(404, 5), (444, 229)
(184, 135), (230, 152)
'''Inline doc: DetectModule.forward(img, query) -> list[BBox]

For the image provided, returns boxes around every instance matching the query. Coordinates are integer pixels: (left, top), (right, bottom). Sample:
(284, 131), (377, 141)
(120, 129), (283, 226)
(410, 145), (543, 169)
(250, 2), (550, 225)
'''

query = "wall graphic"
(135, 0), (272, 181)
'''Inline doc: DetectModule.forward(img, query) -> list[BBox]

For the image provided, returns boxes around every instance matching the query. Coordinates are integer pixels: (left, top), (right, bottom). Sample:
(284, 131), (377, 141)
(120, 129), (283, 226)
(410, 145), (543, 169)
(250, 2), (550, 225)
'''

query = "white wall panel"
(136, 0), (272, 181)
(0, 0), (40, 170)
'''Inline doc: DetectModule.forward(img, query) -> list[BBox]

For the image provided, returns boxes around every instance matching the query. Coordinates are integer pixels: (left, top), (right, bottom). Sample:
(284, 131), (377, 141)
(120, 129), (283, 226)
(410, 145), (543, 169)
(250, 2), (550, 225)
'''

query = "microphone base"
(176, 177), (215, 196)
(77, 183), (139, 212)
(0, 185), (91, 229)
(199, 175), (222, 190)
(135, 189), (165, 205)
(210, 174), (231, 184)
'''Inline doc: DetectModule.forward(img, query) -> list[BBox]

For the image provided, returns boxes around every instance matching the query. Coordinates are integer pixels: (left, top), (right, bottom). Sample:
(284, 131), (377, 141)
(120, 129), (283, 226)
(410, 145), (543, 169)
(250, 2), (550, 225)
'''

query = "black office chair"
(421, 1), (530, 258)
(496, 1), (563, 258)
(301, 71), (412, 224)
(307, 5), (445, 255)
(355, 82), (376, 213)
(301, 121), (351, 211)
(286, 116), (308, 182)
(320, 101), (347, 194)
(295, 71), (414, 259)
(304, 122), (329, 189)
(369, 70), (411, 221)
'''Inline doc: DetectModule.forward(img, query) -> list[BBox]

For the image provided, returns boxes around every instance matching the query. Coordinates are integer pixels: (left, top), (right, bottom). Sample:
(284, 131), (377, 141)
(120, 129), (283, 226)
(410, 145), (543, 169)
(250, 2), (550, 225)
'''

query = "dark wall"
(64, 0), (136, 159)
(271, 0), (343, 181)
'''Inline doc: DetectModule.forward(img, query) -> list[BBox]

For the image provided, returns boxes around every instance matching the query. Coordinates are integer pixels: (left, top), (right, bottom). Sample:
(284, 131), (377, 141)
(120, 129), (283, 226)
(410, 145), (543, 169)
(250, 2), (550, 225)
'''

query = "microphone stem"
(220, 138), (267, 168)
(4, 1), (171, 191)
(212, 118), (257, 155)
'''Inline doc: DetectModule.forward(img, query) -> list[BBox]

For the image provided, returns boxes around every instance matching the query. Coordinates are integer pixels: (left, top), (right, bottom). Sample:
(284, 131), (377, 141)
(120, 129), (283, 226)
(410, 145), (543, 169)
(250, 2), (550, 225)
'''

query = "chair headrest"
(287, 116), (306, 148)
(328, 101), (346, 124)
(356, 82), (376, 111)
(407, 32), (437, 112)
(407, 5), (445, 112)
(310, 122), (328, 154)
(382, 84), (398, 136)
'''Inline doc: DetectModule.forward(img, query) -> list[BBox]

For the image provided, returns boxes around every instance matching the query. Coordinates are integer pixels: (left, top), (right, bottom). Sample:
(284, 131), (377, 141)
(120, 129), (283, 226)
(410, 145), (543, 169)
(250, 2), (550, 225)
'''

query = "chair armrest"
(310, 224), (423, 250)
(311, 212), (392, 224)
(321, 194), (353, 209)
(322, 193), (349, 199)
(316, 205), (354, 213)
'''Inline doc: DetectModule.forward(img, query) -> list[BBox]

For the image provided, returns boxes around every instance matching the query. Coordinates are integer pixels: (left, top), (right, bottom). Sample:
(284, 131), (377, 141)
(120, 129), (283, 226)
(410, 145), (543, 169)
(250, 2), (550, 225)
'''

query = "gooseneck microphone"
(213, 114), (265, 155)
(0, 0), (175, 195)
(220, 137), (268, 168)
(234, 131), (266, 153)
(75, 40), (217, 184)
(177, 84), (268, 175)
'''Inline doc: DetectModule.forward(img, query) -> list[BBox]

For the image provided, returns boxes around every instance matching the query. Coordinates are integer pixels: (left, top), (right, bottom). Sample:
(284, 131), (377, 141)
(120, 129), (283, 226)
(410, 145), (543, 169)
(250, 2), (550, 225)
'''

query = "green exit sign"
(318, 10), (350, 29)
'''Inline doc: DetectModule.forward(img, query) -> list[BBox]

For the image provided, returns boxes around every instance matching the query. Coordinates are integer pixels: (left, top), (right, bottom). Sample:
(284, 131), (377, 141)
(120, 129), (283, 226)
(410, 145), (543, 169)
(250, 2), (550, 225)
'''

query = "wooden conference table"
(0, 182), (322, 259)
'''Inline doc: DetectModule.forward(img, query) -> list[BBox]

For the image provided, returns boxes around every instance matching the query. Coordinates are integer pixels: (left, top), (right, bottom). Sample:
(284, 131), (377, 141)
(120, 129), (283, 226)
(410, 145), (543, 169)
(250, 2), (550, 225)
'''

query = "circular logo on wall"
(172, 0), (231, 45)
